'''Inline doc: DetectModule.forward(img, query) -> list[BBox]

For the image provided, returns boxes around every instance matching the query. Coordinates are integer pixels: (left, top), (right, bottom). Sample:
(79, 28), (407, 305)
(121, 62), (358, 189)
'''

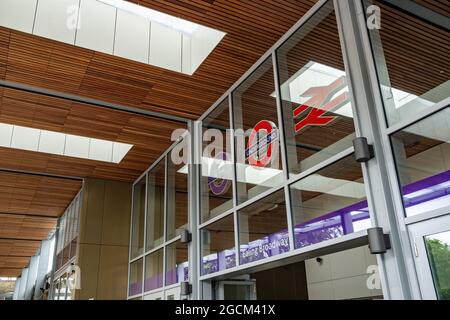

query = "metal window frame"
(127, 125), (193, 299)
(127, 0), (448, 301)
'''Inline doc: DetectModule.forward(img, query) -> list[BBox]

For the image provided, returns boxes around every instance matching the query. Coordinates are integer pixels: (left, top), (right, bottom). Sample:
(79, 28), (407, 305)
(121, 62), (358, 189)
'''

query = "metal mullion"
(198, 229), (368, 281)
(228, 94), (241, 268)
(192, 120), (202, 299)
(141, 171), (149, 298)
(127, 180), (135, 298)
(197, 209), (235, 230)
(145, 243), (166, 256)
(163, 156), (168, 288)
(272, 51), (295, 252)
(334, 0), (419, 299)
(129, 254), (144, 264)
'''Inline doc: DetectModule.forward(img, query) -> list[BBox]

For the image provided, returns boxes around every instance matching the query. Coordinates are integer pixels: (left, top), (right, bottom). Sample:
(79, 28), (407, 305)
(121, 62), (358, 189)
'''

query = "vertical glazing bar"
(188, 120), (199, 299)
(141, 172), (148, 298)
(333, 0), (417, 299)
(272, 52), (296, 252)
(229, 94), (241, 267)
(127, 180), (135, 299)
(162, 156), (168, 289)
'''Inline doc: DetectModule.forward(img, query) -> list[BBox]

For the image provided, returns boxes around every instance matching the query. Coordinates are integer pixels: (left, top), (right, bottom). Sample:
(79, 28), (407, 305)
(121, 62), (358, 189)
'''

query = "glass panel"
(131, 177), (146, 259)
(233, 57), (283, 204)
(289, 155), (371, 249)
(201, 214), (236, 276)
(144, 249), (164, 292)
(53, 278), (60, 300)
(167, 141), (188, 240)
(129, 259), (143, 296)
(364, 0), (450, 126)
(146, 159), (165, 250)
(165, 241), (189, 286)
(201, 99), (234, 223)
(238, 190), (289, 265)
(276, 1), (356, 177)
(58, 275), (67, 300)
(391, 108), (450, 217)
(424, 230), (450, 300)
(66, 272), (75, 300)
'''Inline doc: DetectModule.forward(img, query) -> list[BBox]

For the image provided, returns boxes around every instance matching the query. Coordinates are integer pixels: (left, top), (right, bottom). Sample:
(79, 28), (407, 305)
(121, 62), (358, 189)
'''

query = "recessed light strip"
(0, 123), (133, 164)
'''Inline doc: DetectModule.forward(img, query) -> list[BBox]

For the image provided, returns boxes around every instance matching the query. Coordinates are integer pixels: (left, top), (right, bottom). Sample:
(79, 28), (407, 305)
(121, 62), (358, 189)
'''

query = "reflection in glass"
(238, 190), (289, 265)
(276, 1), (356, 177)
(165, 241), (189, 286)
(129, 259), (143, 296)
(146, 160), (165, 250)
(167, 141), (188, 240)
(425, 231), (450, 300)
(364, 0), (449, 126)
(289, 156), (371, 249)
(233, 57), (283, 204)
(201, 215), (236, 276)
(391, 108), (450, 217)
(144, 249), (164, 292)
(131, 177), (146, 259)
(201, 99), (234, 223)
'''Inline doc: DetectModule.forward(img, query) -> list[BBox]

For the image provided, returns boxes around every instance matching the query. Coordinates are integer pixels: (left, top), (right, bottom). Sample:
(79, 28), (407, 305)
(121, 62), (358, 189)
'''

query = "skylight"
(0, 123), (133, 164)
(97, 0), (199, 35)
(0, 0), (226, 74)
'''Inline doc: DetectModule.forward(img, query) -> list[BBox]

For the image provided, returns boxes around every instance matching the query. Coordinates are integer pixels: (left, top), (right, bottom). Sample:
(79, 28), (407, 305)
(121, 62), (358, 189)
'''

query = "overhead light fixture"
(0, 123), (133, 164)
(97, 0), (199, 35)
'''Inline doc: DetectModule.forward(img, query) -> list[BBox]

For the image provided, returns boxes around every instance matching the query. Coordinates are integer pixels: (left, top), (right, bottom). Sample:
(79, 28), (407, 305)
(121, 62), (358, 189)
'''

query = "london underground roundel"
(208, 151), (232, 195)
(246, 120), (279, 168)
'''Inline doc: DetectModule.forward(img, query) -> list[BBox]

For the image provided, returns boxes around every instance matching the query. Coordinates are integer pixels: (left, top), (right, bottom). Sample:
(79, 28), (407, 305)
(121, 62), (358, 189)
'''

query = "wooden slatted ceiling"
(0, 87), (187, 182)
(0, 172), (82, 217)
(0, 0), (317, 120)
(0, 173), (80, 276)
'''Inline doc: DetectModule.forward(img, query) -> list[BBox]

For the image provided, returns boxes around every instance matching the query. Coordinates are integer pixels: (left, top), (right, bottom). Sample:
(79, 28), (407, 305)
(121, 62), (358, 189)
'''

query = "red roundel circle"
(246, 120), (278, 168)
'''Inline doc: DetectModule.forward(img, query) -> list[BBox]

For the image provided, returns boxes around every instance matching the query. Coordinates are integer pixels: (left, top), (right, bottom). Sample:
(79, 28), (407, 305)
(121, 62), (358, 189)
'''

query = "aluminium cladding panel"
(76, 0), (116, 54)
(34, 0), (79, 44)
(114, 9), (150, 64)
(0, 0), (37, 33)
(149, 23), (182, 73)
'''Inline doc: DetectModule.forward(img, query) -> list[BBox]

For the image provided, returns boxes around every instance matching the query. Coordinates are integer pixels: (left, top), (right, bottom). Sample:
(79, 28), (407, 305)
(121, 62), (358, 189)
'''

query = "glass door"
(216, 280), (256, 300)
(409, 215), (450, 300)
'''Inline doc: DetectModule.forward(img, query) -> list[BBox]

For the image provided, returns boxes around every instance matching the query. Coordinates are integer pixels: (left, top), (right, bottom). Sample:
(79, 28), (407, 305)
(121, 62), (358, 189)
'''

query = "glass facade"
(144, 249), (164, 292)
(233, 57), (283, 204)
(201, 214), (236, 276)
(364, 0), (450, 127)
(276, 1), (356, 177)
(146, 159), (165, 251)
(238, 190), (289, 265)
(290, 155), (371, 249)
(391, 108), (450, 217)
(128, 137), (190, 298)
(201, 99), (233, 223)
(127, 0), (450, 300)
(55, 191), (82, 273)
(131, 178), (146, 259)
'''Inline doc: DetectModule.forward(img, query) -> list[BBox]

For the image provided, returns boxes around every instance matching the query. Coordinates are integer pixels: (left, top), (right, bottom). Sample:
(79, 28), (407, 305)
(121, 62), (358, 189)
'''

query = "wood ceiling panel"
(0, 214), (56, 240)
(0, 172), (81, 217)
(0, 87), (186, 182)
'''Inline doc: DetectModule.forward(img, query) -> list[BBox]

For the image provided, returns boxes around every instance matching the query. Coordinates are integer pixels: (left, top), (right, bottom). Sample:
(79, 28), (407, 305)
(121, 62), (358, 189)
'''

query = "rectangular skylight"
(0, 123), (133, 164)
(97, 0), (199, 35)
